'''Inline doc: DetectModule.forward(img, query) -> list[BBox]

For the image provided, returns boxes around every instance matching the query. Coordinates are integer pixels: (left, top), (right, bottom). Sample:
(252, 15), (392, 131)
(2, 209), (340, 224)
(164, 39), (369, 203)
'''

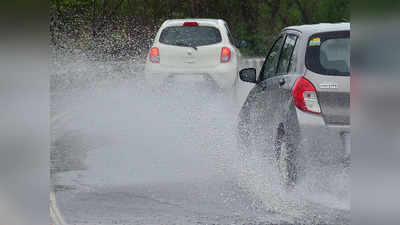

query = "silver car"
(237, 23), (350, 187)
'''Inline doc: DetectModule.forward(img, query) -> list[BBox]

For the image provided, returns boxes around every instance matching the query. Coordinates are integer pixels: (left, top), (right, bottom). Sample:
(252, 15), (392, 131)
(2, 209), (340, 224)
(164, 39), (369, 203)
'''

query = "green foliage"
(50, 0), (350, 58)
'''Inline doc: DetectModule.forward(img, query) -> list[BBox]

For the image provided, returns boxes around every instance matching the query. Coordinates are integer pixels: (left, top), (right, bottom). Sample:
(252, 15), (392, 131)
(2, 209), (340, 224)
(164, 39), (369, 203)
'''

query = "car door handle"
(279, 78), (286, 86)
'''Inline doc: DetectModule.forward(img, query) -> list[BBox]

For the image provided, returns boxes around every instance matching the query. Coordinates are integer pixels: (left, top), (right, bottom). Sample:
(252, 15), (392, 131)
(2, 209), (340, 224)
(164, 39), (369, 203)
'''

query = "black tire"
(274, 125), (297, 188)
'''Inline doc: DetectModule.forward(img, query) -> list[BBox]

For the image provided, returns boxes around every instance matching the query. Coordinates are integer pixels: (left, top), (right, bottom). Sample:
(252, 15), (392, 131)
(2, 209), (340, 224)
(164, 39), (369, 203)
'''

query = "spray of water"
(51, 50), (349, 224)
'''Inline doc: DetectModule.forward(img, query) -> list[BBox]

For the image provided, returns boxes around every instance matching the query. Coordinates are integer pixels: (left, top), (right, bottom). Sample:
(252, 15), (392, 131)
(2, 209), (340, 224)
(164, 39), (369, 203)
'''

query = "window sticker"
(309, 37), (321, 46)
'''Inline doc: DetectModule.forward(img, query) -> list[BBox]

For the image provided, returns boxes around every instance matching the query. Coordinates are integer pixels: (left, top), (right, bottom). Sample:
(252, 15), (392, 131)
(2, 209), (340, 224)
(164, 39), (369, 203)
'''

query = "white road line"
(50, 111), (69, 225)
(50, 191), (67, 225)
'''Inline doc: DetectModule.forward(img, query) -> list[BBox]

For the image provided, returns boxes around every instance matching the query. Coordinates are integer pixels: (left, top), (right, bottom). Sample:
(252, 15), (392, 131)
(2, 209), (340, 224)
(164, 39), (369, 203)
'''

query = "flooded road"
(51, 58), (349, 225)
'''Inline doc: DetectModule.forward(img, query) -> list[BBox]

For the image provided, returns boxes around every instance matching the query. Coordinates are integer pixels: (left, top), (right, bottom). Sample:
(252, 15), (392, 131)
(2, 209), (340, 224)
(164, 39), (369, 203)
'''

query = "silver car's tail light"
(292, 77), (321, 114)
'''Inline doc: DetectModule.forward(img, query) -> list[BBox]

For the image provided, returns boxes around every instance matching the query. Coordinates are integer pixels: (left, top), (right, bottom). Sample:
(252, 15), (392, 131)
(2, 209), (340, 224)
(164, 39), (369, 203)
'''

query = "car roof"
(161, 19), (225, 28)
(283, 23), (350, 36)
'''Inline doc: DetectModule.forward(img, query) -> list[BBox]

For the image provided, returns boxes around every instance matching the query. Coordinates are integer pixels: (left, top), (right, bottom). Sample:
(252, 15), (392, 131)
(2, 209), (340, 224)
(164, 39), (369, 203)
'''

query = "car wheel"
(274, 126), (297, 187)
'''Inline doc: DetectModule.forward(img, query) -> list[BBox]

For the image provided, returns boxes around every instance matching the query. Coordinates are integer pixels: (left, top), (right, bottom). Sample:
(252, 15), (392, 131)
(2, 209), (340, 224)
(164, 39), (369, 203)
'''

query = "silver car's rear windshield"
(159, 26), (222, 47)
(306, 31), (350, 76)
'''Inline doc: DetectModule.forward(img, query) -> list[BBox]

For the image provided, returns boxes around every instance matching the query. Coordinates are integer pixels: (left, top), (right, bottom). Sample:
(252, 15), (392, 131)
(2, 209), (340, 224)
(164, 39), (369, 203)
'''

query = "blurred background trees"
(50, 0), (350, 58)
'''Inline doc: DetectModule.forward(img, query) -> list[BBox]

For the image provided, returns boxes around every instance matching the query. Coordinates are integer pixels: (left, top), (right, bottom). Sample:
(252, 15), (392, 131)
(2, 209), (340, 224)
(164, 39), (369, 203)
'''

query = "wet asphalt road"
(55, 176), (288, 225)
(51, 61), (349, 225)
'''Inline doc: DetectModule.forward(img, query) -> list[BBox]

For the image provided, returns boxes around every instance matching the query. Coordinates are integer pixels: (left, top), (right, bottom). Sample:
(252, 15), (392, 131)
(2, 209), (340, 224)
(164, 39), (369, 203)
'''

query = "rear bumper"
(294, 108), (350, 164)
(144, 62), (237, 90)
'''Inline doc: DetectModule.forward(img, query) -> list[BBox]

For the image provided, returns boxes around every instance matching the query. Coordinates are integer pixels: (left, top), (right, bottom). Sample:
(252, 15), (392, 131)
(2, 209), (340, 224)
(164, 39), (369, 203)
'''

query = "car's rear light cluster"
(220, 47), (231, 63)
(149, 47), (160, 63)
(292, 77), (321, 114)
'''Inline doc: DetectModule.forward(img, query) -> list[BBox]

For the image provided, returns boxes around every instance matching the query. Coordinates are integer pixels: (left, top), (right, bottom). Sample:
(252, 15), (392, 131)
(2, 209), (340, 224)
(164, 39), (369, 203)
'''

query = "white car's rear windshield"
(159, 26), (222, 47)
(306, 31), (350, 76)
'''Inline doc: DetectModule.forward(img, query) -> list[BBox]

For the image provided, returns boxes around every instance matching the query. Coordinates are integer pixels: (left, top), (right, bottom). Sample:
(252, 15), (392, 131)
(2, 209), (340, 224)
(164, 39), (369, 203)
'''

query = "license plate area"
(170, 74), (206, 82)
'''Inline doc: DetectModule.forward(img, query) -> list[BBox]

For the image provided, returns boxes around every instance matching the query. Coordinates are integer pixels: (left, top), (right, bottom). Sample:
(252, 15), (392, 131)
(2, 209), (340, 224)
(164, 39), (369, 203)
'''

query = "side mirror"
(239, 40), (248, 49)
(239, 68), (257, 83)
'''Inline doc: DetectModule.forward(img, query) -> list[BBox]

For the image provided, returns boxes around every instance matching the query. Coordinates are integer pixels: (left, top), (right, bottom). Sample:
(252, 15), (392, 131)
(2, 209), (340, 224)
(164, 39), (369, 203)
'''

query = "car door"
(248, 36), (285, 150)
(274, 32), (300, 129)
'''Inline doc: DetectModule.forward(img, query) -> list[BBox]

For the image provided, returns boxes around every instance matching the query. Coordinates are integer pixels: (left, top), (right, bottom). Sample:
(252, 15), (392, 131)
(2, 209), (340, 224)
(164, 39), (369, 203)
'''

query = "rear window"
(159, 26), (222, 47)
(306, 31), (350, 76)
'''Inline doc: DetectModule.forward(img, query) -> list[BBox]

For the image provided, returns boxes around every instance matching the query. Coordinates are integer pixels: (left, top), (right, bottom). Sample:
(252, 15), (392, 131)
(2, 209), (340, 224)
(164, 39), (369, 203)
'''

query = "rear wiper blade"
(175, 42), (198, 50)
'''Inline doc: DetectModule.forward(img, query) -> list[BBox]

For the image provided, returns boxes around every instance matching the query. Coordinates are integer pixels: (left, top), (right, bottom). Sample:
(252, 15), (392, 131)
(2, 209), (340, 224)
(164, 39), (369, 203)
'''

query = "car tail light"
(183, 22), (198, 26)
(220, 47), (231, 63)
(292, 77), (321, 113)
(149, 47), (160, 63)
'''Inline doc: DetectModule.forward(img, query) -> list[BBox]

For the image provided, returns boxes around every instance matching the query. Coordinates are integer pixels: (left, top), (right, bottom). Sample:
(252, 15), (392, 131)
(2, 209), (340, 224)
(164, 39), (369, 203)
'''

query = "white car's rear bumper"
(145, 62), (237, 90)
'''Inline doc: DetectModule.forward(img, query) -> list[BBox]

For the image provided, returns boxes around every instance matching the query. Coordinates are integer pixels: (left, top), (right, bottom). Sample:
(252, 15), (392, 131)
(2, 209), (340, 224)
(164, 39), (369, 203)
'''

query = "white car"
(145, 19), (246, 91)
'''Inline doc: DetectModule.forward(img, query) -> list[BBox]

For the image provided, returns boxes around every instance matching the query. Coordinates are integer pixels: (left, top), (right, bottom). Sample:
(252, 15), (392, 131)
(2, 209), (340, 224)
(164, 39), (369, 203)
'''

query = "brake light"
(292, 77), (321, 113)
(220, 47), (231, 63)
(183, 22), (198, 26)
(149, 47), (160, 63)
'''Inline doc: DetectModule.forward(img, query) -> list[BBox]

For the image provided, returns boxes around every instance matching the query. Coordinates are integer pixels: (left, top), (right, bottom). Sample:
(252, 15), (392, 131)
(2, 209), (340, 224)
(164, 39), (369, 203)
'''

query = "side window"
(288, 44), (297, 73)
(260, 37), (284, 81)
(277, 34), (298, 74)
